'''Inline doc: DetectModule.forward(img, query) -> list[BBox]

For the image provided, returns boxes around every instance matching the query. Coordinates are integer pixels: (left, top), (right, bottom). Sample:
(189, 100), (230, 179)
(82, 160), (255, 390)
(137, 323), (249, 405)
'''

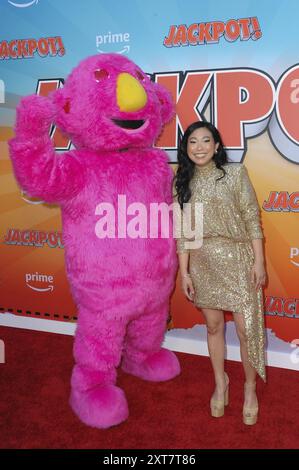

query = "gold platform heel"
(243, 382), (258, 425)
(210, 372), (229, 418)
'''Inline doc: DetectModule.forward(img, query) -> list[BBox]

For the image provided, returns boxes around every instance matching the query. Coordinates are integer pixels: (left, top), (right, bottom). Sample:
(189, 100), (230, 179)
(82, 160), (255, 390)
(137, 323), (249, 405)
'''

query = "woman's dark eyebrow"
(189, 135), (211, 140)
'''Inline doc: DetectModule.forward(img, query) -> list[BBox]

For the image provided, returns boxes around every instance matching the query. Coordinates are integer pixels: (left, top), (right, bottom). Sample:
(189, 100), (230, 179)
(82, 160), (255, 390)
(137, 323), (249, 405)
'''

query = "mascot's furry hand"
(9, 53), (180, 429)
(14, 94), (56, 137)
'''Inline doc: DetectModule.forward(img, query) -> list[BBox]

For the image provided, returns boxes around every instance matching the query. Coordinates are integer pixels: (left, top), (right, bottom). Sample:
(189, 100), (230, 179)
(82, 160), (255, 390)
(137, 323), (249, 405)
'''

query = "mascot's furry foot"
(70, 384), (129, 429)
(122, 348), (180, 382)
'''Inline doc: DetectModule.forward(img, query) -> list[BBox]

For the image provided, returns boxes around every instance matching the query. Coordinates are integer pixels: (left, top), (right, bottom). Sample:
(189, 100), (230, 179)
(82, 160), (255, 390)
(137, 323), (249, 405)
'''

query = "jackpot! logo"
(263, 192), (299, 212)
(36, 63), (299, 164)
(265, 296), (299, 318)
(164, 17), (262, 47)
(4, 228), (64, 248)
(0, 36), (65, 60)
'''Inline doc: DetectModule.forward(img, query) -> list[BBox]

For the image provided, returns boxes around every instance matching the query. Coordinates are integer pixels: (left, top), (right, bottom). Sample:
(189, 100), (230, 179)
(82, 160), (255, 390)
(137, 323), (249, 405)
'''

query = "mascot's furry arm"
(9, 94), (85, 204)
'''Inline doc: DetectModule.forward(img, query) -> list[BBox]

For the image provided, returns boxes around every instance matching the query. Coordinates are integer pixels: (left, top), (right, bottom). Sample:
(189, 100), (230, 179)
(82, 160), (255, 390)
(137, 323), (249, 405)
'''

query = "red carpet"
(0, 325), (298, 449)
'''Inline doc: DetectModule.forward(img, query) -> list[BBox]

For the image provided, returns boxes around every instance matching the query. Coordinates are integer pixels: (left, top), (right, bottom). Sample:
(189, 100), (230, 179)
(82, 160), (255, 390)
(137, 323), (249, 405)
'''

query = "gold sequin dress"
(176, 161), (266, 381)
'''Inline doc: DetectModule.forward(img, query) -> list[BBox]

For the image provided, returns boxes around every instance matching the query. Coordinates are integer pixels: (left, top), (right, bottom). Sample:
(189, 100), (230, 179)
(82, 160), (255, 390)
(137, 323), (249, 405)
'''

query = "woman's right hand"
(181, 274), (195, 301)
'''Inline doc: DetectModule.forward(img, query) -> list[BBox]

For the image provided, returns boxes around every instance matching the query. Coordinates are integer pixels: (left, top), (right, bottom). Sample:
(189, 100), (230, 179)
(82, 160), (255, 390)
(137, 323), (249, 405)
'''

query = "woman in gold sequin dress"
(174, 121), (267, 425)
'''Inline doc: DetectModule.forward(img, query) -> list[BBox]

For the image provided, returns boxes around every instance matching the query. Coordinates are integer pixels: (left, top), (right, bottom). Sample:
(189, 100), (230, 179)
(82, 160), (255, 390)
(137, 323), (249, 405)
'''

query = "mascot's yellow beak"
(117, 73), (147, 112)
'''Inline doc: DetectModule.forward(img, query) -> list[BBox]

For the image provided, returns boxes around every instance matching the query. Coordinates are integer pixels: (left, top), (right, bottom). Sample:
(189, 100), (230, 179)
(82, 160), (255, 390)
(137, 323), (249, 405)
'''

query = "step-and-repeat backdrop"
(1, 0), (298, 361)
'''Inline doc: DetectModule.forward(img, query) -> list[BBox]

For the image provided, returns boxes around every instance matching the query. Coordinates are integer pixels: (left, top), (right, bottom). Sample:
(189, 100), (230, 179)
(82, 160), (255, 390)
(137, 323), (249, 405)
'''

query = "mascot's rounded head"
(52, 53), (174, 151)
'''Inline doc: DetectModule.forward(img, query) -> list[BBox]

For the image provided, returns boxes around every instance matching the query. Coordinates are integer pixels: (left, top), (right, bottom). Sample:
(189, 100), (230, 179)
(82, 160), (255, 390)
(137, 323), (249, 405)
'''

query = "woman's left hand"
(251, 261), (267, 291)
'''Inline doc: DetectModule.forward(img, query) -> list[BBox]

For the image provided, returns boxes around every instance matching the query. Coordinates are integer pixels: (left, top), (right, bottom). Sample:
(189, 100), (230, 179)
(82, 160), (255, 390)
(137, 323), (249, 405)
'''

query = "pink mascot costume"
(9, 53), (180, 429)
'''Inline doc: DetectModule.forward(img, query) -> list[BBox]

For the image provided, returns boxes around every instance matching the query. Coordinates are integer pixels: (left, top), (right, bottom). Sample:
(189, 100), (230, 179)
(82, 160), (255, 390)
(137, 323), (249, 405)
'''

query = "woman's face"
(187, 127), (219, 167)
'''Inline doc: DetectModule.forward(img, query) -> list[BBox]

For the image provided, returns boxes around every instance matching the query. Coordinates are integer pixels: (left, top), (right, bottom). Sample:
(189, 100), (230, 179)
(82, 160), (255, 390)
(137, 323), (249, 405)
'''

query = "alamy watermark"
(0, 339), (5, 363)
(290, 339), (299, 364)
(290, 79), (299, 104)
(94, 196), (203, 250)
(0, 79), (5, 103)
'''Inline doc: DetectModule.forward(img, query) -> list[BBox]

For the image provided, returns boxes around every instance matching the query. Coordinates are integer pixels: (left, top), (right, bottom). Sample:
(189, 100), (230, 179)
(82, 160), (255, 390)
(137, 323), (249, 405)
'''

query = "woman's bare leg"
(232, 312), (258, 409)
(201, 308), (227, 400)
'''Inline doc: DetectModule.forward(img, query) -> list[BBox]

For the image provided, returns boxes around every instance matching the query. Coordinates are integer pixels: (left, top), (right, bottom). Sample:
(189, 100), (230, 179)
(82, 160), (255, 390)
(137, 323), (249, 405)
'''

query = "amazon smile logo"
(96, 31), (130, 54)
(290, 248), (299, 267)
(25, 272), (54, 293)
(8, 0), (38, 7)
(21, 190), (43, 205)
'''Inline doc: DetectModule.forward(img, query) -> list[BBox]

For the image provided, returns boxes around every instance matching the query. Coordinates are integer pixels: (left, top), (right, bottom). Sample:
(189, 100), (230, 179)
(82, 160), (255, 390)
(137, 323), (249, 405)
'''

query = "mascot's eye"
(94, 69), (109, 81)
(136, 70), (145, 81)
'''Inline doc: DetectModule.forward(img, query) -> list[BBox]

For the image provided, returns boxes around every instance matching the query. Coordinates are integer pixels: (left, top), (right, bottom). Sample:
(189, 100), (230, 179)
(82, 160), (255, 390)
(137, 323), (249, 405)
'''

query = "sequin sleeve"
(238, 165), (264, 240)
(173, 184), (190, 254)
(176, 214), (190, 253)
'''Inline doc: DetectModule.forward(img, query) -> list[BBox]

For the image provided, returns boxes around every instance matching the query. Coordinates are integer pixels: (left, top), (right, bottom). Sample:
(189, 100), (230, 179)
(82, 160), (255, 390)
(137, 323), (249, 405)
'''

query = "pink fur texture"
(9, 53), (180, 429)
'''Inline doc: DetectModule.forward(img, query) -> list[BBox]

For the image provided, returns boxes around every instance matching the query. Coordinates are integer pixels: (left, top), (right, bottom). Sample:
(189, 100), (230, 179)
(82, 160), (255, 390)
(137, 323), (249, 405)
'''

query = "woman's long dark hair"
(174, 121), (228, 209)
